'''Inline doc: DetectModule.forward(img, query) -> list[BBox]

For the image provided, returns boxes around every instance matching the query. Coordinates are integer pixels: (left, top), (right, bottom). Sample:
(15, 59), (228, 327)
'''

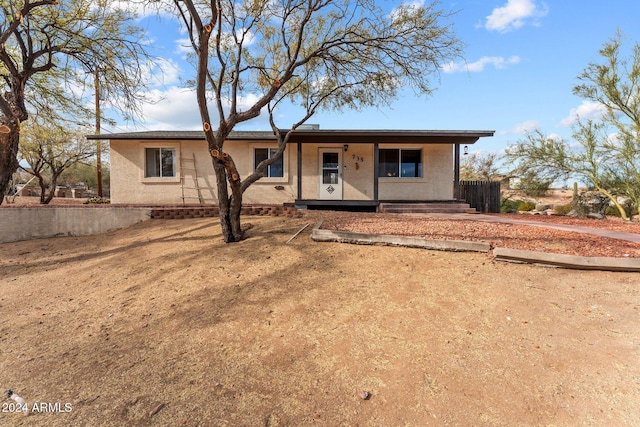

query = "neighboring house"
(88, 128), (494, 209)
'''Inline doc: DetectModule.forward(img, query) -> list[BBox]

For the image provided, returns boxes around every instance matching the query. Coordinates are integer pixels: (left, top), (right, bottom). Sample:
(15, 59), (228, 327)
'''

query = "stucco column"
(374, 142), (379, 203)
(297, 142), (302, 201)
(454, 144), (461, 200)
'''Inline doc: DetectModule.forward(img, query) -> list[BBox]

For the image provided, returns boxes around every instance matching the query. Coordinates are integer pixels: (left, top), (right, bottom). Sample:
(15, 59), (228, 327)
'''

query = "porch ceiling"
(286, 129), (494, 144)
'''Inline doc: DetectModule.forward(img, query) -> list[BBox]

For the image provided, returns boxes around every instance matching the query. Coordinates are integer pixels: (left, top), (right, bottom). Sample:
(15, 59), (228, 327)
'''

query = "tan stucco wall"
(110, 138), (455, 204)
(110, 139), (215, 204)
(378, 144), (453, 200)
(235, 141), (297, 204)
(299, 143), (374, 200)
(110, 139), (298, 205)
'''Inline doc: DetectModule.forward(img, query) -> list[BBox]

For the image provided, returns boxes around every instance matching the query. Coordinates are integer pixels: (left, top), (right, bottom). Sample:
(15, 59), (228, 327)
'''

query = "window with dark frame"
(254, 148), (284, 178)
(145, 147), (176, 177)
(378, 149), (422, 178)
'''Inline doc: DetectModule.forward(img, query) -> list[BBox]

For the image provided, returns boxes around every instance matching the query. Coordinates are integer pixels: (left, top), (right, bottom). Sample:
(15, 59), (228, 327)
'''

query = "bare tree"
(173, 0), (463, 242)
(460, 151), (503, 181)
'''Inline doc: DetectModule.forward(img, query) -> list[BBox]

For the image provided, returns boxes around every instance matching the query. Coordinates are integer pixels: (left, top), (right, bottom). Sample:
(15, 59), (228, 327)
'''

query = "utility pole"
(95, 67), (103, 197)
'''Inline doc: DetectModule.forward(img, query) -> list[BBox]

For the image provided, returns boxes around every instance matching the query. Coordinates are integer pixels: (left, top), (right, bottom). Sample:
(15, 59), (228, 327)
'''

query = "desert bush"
(554, 203), (573, 215)
(501, 199), (523, 213)
(518, 201), (536, 212)
(606, 199), (638, 218)
(84, 197), (110, 204)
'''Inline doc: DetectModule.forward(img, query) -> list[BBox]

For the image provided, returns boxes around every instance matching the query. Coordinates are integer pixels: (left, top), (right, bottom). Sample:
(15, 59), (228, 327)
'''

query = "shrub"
(607, 200), (638, 218)
(554, 203), (573, 215)
(501, 199), (523, 213)
(518, 201), (536, 212)
(607, 206), (622, 217)
(84, 197), (110, 204)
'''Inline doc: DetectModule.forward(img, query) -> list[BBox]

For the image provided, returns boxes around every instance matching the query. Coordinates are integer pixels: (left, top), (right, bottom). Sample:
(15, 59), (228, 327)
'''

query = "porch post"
(373, 142), (379, 203)
(454, 143), (461, 200)
(297, 142), (302, 201)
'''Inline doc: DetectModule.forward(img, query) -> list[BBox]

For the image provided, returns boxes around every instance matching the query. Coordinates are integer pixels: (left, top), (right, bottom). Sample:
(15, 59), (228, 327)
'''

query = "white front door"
(318, 149), (343, 200)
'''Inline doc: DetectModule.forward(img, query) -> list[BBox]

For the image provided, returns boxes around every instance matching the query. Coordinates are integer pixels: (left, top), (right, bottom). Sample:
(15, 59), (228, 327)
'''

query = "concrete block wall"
(0, 207), (152, 243)
(0, 205), (302, 243)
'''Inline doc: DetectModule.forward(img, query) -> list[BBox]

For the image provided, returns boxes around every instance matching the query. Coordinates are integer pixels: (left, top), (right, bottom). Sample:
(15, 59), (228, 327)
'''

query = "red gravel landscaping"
(315, 211), (640, 258)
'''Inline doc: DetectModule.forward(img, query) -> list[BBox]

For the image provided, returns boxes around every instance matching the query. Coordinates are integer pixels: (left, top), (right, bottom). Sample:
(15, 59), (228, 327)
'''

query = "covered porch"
(286, 129), (494, 211)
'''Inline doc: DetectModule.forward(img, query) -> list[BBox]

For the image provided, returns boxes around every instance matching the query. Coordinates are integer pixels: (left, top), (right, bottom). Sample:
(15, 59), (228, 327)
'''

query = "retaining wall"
(0, 207), (152, 243)
(149, 205), (301, 219)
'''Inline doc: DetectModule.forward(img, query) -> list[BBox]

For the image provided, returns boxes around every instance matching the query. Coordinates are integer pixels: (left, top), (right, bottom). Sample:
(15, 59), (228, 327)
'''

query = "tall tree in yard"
(506, 33), (640, 221)
(172, 0), (463, 242)
(573, 32), (640, 217)
(0, 0), (152, 204)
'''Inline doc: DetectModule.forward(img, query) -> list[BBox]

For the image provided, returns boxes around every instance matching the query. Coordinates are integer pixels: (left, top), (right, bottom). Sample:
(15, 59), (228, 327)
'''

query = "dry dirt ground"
(1, 212), (640, 426)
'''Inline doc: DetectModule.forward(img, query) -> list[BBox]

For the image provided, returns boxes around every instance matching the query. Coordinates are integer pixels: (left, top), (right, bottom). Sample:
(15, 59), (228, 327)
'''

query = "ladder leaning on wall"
(180, 152), (204, 205)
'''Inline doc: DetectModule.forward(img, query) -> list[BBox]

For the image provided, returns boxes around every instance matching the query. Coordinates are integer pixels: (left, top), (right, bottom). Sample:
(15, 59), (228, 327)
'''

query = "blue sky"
(108, 0), (640, 155)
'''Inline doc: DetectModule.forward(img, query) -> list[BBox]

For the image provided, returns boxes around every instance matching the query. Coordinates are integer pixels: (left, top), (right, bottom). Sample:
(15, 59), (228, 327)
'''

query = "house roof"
(87, 129), (494, 144)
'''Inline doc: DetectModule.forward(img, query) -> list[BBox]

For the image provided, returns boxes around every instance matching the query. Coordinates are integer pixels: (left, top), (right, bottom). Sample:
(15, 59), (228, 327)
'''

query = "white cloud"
(136, 87), (268, 130)
(498, 120), (540, 135)
(174, 38), (195, 59)
(606, 132), (622, 147)
(142, 58), (182, 88)
(139, 87), (201, 130)
(391, 0), (426, 23)
(560, 101), (607, 127)
(442, 56), (520, 73)
(547, 132), (563, 141)
(513, 120), (540, 133)
(484, 0), (548, 33)
(114, 1), (176, 19)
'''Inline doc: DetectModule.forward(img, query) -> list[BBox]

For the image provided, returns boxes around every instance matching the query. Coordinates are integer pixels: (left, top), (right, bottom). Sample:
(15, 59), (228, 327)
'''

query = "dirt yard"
(1, 214), (640, 426)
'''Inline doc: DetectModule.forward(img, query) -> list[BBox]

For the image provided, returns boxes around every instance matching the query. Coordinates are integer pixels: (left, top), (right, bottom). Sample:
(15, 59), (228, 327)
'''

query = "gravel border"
(312, 220), (640, 272)
(311, 220), (491, 252)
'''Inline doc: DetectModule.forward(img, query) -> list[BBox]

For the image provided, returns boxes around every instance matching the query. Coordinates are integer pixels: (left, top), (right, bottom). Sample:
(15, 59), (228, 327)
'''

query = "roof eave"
(86, 129), (495, 144)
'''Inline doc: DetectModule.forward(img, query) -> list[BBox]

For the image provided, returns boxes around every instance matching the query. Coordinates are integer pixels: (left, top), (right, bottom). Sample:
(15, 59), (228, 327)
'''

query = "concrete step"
(382, 207), (478, 214)
(379, 202), (477, 214)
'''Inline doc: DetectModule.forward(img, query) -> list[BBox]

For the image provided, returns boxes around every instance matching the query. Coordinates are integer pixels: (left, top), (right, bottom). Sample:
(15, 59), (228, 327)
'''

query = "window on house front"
(378, 149), (422, 178)
(145, 148), (176, 178)
(254, 148), (284, 178)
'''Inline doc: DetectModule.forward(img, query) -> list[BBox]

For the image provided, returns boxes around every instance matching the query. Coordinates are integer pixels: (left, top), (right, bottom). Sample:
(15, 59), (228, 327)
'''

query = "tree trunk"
(211, 148), (246, 242)
(37, 173), (47, 204)
(42, 173), (59, 205)
(213, 160), (232, 242)
(215, 179), (244, 243)
(228, 179), (244, 240)
(0, 130), (20, 205)
(213, 158), (246, 243)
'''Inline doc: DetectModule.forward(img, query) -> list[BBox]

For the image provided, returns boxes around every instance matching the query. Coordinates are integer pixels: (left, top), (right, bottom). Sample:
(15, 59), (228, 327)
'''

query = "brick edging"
(150, 205), (302, 219)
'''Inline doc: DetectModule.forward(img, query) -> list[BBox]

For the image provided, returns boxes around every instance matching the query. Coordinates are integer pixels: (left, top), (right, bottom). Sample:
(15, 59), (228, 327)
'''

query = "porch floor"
(293, 200), (477, 214)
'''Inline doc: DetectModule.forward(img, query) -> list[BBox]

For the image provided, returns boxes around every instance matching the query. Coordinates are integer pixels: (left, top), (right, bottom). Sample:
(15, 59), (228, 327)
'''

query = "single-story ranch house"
(88, 128), (494, 211)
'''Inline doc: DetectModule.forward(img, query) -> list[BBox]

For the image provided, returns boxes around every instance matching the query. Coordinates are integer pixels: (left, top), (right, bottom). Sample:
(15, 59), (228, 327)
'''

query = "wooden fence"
(459, 181), (501, 213)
